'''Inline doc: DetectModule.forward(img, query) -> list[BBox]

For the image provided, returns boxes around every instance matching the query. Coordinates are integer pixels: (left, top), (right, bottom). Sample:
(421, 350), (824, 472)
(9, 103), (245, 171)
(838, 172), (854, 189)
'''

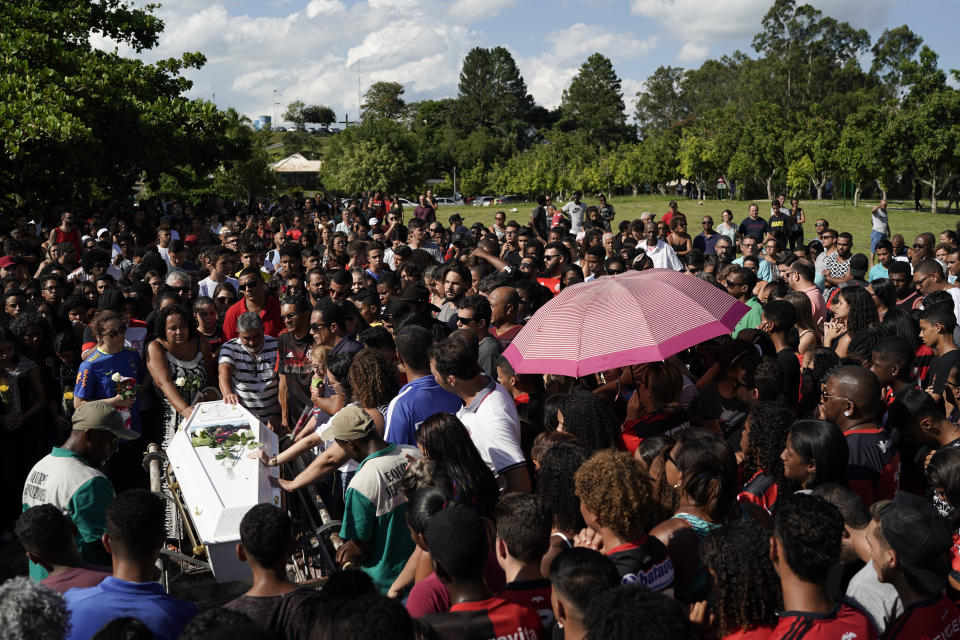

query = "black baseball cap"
(448, 213), (464, 224)
(396, 282), (439, 312)
(879, 492), (951, 594)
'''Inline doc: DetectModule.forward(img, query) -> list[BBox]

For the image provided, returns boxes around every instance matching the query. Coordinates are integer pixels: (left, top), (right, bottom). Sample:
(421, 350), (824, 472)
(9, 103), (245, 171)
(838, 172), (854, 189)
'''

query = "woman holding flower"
(73, 310), (143, 431)
(146, 304), (215, 444)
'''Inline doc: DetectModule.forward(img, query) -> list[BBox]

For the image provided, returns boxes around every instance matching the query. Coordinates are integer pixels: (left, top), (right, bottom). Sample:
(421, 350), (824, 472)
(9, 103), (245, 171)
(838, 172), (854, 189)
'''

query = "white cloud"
(305, 0), (346, 17)
(517, 24), (655, 109)
(448, 0), (518, 23)
(676, 41), (709, 62)
(630, 0), (898, 61)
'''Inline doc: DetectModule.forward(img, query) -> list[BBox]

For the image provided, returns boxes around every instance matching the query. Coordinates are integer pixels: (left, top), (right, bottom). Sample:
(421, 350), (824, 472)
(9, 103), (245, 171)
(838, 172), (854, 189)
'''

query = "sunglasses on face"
(281, 313), (299, 321)
(238, 282), (258, 291)
(216, 297), (235, 304)
(310, 323), (330, 332)
(457, 316), (477, 325)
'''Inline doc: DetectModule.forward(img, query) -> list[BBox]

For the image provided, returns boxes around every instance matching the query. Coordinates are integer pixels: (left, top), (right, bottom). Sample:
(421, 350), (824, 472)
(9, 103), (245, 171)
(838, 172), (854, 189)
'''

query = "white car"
(472, 196), (495, 207)
(398, 198), (417, 209)
(436, 197), (462, 206)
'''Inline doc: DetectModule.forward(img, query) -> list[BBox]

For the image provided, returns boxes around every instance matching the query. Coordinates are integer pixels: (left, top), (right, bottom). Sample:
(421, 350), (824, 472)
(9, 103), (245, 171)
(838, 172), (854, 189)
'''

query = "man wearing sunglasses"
(222, 267), (283, 342)
(456, 295), (502, 378)
(819, 366), (899, 505)
(693, 215), (719, 255)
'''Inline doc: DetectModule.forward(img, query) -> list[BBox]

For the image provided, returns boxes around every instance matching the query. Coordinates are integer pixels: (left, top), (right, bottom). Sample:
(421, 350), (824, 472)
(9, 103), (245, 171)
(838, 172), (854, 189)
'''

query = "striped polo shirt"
(218, 336), (280, 420)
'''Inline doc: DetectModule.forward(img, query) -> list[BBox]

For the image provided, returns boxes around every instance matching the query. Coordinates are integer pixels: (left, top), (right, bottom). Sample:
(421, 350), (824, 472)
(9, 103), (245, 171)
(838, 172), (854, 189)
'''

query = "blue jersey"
(74, 347), (143, 433)
(383, 375), (463, 446)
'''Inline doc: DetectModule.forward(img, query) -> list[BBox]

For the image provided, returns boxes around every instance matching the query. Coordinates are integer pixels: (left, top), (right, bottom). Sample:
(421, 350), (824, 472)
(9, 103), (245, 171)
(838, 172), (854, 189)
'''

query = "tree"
(785, 108), (838, 200)
(634, 66), (688, 137)
(283, 100), (307, 130)
(320, 118), (425, 194)
(301, 105), (336, 127)
(560, 53), (630, 148)
(0, 0), (244, 211)
(212, 128), (281, 201)
(361, 82), (405, 121)
(871, 25), (922, 99)
(455, 46), (534, 146)
(894, 47), (960, 212)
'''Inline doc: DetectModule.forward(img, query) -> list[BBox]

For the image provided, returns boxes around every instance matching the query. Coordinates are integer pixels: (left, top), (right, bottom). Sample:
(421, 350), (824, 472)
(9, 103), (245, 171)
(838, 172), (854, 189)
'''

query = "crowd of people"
(6, 190), (960, 640)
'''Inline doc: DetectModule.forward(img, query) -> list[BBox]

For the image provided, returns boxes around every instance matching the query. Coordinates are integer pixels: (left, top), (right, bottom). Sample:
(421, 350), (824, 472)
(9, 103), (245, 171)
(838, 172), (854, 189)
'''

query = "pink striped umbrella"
(502, 269), (749, 376)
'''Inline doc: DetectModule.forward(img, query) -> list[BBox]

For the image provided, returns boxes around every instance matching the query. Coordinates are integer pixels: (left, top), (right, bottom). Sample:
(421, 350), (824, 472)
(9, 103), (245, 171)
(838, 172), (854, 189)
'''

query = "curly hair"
(537, 440), (590, 534)
(575, 450), (652, 541)
(558, 390), (622, 451)
(774, 493), (844, 582)
(0, 576), (70, 640)
(838, 286), (879, 335)
(701, 520), (781, 637)
(743, 402), (799, 499)
(347, 349), (399, 409)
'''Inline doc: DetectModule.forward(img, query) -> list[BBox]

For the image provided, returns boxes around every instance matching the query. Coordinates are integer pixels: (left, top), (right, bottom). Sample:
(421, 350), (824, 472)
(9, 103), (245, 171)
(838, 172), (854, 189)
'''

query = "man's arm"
(278, 374), (289, 429)
(501, 465), (532, 494)
(218, 361), (238, 403)
(471, 247), (510, 271)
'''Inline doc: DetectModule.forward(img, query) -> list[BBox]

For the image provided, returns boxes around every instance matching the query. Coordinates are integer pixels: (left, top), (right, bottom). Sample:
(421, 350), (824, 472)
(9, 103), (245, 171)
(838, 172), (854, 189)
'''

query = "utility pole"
(273, 89), (279, 127)
(453, 166), (457, 199)
(339, 114), (351, 129)
(358, 77), (362, 121)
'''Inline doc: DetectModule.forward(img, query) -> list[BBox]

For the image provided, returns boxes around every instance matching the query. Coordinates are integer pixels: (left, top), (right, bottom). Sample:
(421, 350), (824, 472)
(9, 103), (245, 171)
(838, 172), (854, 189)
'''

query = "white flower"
(111, 372), (122, 382)
(174, 377), (186, 387)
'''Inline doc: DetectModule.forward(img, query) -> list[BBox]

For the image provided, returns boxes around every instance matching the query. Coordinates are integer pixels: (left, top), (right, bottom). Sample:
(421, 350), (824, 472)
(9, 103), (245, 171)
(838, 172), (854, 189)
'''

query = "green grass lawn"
(444, 195), (960, 256)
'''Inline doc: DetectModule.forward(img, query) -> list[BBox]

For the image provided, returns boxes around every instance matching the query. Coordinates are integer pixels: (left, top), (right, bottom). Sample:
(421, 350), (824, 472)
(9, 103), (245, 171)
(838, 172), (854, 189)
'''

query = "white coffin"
(167, 401), (280, 582)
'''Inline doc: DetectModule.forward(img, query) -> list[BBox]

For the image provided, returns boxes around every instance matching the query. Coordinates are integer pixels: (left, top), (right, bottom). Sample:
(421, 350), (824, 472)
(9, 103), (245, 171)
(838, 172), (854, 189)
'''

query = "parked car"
(472, 196), (495, 207)
(436, 197), (463, 206)
(493, 195), (520, 204)
(397, 198), (417, 209)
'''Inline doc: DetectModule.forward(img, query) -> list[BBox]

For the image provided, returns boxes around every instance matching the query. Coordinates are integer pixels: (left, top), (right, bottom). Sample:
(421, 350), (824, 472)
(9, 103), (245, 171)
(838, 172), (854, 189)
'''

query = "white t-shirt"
(198, 276), (238, 299)
(641, 240), (683, 271)
(456, 379), (525, 480)
(562, 201), (585, 234)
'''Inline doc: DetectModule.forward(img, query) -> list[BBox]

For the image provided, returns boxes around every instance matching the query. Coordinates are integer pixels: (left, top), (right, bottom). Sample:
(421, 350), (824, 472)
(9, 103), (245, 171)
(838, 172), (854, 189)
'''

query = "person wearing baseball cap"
(21, 401), (135, 579)
(867, 492), (960, 639)
(319, 405), (421, 595)
(448, 213), (468, 236)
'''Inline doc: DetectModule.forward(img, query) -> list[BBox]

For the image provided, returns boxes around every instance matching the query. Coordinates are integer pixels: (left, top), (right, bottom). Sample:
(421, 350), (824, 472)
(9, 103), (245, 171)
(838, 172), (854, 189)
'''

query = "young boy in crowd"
(867, 492), (960, 639)
(760, 299), (800, 407)
(494, 493), (554, 629)
(870, 336), (918, 409)
(768, 493), (876, 639)
(224, 504), (328, 640)
(548, 549), (620, 640)
(421, 505), (543, 640)
(14, 504), (111, 594)
(918, 304), (960, 406)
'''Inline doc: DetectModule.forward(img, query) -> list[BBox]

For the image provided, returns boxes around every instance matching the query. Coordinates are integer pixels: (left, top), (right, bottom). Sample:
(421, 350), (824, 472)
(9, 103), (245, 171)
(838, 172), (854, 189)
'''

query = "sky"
(95, 0), (960, 127)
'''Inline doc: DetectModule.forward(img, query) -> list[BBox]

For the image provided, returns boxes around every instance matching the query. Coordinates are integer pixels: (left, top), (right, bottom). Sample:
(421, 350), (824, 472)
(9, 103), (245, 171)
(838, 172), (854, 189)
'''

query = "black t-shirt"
(925, 349), (960, 395)
(769, 213), (790, 244)
(223, 589), (328, 640)
(738, 217), (770, 242)
(276, 329), (314, 423)
(606, 535), (675, 591)
(776, 348), (801, 406)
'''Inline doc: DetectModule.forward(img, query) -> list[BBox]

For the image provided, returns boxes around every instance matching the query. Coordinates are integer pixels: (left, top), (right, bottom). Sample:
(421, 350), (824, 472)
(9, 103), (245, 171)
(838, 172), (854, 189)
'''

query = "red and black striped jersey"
(770, 603), (877, 640)
(606, 535), (675, 592)
(844, 424), (900, 506)
(422, 596), (544, 640)
(738, 470), (779, 514)
(883, 594), (960, 639)
(498, 579), (554, 630)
